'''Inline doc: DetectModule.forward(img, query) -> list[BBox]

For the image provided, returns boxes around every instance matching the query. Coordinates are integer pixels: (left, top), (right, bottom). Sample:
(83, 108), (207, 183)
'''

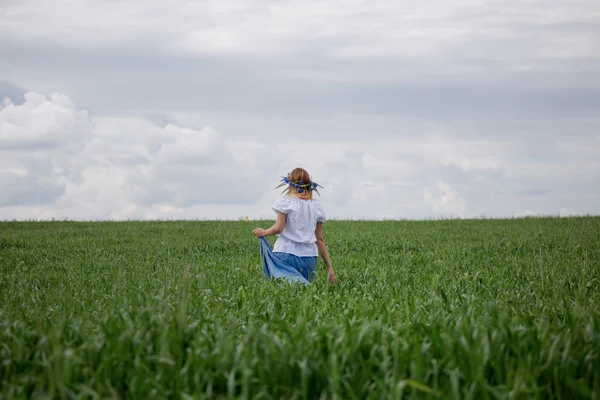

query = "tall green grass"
(1, 217), (599, 399)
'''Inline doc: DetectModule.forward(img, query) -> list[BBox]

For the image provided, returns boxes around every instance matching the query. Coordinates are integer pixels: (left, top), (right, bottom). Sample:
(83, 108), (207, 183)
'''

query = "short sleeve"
(315, 202), (326, 223)
(272, 196), (294, 215)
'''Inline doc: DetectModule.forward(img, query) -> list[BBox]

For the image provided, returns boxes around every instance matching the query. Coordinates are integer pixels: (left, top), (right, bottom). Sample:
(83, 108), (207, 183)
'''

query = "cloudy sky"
(1, 0), (599, 220)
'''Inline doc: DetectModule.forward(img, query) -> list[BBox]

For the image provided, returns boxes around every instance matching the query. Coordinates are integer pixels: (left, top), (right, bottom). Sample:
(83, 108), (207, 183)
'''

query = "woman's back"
(272, 195), (326, 257)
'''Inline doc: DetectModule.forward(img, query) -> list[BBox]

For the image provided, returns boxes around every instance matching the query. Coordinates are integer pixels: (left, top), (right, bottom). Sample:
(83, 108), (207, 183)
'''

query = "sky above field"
(1, 0), (600, 220)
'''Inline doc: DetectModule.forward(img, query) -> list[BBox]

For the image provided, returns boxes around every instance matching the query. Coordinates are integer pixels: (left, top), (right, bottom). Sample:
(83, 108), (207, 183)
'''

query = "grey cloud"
(0, 80), (26, 104)
(17, 156), (55, 178)
(104, 154), (150, 167)
(0, 173), (65, 207)
(515, 188), (552, 197)
(130, 175), (267, 208)
(429, 164), (496, 185)
(1, 138), (75, 152)
(139, 113), (182, 128)
(2, 39), (599, 124)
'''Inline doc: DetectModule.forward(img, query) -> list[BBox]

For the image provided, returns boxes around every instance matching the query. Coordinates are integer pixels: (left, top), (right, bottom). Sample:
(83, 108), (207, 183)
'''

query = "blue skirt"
(259, 237), (317, 284)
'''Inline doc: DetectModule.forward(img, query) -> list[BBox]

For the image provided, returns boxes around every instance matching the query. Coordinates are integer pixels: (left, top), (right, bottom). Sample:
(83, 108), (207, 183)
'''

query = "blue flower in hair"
(274, 173), (322, 197)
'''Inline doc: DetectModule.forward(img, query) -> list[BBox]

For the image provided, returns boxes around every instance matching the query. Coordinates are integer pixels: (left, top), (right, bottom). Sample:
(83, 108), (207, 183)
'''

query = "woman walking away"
(253, 167), (338, 285)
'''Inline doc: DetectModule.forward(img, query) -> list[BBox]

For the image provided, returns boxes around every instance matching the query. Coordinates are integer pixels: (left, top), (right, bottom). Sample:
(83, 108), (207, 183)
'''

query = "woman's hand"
(327, 268), (338, 284)
(253, 228), (266, 238)
(253, 214), (285, 239)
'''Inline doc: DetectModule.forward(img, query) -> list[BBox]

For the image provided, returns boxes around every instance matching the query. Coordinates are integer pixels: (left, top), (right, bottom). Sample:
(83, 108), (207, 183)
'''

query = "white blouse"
(271, 195), (327, 257)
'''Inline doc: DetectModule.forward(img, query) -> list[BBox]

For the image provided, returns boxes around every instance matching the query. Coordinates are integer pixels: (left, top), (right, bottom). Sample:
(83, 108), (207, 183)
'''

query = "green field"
(1, 217), (599, 399)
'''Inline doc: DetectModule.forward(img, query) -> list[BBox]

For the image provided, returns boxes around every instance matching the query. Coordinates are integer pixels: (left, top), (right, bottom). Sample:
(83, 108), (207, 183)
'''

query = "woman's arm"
(315, 222), (338, 284)
(253, 212), (287, 237)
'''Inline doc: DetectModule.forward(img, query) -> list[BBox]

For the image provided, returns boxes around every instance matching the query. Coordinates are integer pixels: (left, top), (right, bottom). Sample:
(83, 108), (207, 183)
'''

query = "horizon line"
(1, 213), (597, 223)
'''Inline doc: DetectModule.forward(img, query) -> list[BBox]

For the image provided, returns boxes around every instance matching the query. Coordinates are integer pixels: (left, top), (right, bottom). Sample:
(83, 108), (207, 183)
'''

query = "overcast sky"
(1, 0), (599, 220)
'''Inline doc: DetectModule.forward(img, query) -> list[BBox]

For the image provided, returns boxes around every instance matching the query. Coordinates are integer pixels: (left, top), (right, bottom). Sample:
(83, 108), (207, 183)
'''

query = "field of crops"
(1, 217), (599, 399)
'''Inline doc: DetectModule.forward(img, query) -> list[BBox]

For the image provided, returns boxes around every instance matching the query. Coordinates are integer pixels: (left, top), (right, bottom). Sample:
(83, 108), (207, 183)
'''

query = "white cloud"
(559, 208), (580, 217)
(1, 92), (91, 152)
(1, 91), (599, 220)
(513, 209), (537, 218)
(440, 156), (505, 175)
(0, 92), (92, 206)
(424, 182), (469, 217)
(125, 123), (273, 207)
(0, 92), (272, 216)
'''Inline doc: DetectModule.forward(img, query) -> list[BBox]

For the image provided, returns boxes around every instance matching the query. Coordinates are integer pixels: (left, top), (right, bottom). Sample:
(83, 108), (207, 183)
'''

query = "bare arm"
(315, 222), (338, 283)
(253, 212), (286, 237)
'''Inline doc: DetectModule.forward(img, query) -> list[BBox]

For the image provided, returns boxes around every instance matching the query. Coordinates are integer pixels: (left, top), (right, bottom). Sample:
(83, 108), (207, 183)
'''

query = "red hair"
(287, 167), (313, 199)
